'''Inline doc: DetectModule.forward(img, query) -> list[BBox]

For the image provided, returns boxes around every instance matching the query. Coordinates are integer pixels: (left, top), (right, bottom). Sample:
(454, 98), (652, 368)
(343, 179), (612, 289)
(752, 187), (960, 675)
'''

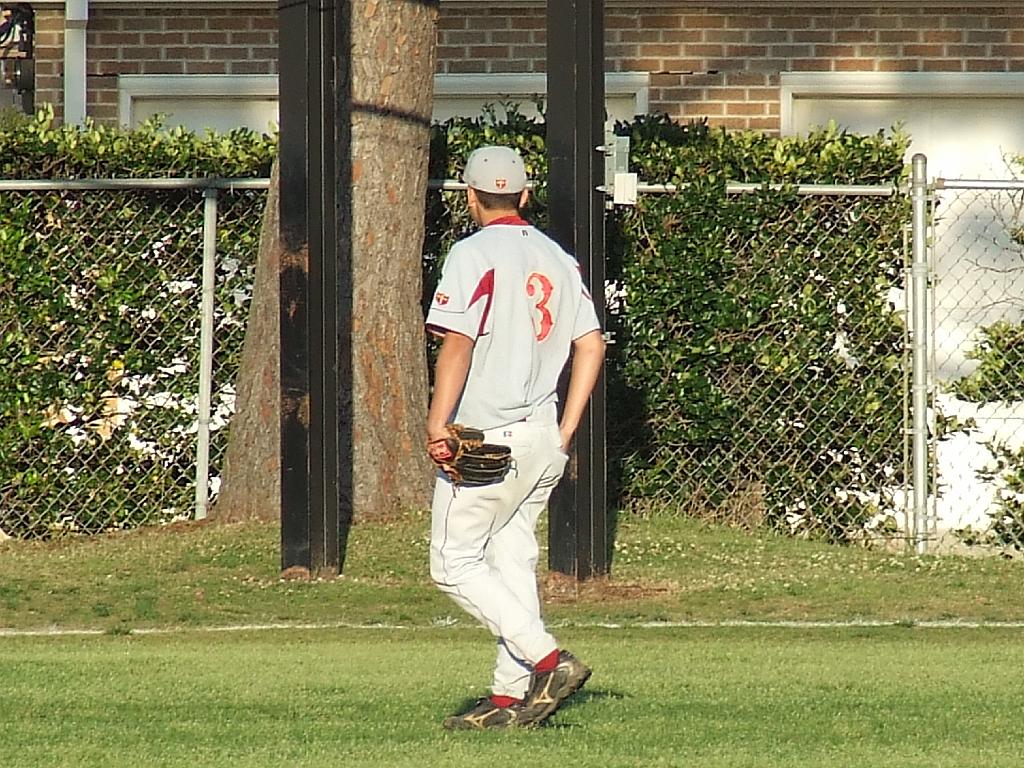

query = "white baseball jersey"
(426, 216), (601, 430)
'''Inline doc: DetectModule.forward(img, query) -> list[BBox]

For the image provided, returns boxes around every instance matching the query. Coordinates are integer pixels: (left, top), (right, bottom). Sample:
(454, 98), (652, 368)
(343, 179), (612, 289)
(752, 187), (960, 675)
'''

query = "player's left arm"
(559, 329), (606, 451)
(426, 330), (475, 443)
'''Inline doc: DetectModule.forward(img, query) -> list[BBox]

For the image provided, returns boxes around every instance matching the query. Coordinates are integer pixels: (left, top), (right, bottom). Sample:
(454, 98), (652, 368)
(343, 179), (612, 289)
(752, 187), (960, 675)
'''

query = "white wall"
(118, 72), (651, 133)
(781, 73), (1024, 380)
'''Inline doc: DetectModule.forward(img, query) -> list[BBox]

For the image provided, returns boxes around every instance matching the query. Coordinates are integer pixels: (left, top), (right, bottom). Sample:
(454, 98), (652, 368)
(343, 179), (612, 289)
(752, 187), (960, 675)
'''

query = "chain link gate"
(0, 179), (268, 539)
(926, 176), (1024, 553)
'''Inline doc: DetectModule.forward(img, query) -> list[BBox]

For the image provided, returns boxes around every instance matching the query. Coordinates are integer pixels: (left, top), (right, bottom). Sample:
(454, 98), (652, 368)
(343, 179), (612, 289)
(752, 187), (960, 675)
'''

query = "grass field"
(5, 627), (1024, 767)
(3, 513), (1024, 766)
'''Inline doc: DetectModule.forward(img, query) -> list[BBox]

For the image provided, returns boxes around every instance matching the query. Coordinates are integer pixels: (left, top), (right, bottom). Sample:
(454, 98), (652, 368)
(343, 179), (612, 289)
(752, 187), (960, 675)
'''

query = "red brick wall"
(27, 5), (1024, 132)
(33, 8), (277, 124)
(30, 12), (65, 119)
(440, 6), (1024, 132)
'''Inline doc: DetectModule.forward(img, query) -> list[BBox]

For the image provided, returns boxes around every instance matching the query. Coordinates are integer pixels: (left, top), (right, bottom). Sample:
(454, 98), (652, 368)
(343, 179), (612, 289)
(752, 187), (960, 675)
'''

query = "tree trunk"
(216, 2), (437, 523)
(213, 163), (281, 522)
(349, 0), (438, 518)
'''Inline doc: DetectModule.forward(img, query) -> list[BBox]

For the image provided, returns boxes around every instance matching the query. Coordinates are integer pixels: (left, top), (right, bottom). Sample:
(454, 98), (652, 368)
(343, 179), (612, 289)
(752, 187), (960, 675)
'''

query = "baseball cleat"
(442, 698), (525, 730)
(519, 650), (592, 726)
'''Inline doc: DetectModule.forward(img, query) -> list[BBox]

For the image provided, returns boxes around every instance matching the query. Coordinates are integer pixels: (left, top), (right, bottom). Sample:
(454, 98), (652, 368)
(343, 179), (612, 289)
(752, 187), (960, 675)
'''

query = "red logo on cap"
(495, 178), (507, 190)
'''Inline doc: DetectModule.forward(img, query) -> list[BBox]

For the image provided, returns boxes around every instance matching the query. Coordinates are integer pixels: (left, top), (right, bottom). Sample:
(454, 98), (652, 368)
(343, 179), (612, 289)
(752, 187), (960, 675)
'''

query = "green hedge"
(0, 106), (275, 178)
(430, 112), (910, 542)
(2, 105), (912, 541)
(0, 110), (274, 537)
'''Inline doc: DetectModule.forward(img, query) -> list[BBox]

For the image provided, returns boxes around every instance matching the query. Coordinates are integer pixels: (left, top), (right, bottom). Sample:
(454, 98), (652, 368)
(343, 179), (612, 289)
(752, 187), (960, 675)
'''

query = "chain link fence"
(606, 181), (913, 546)
(4, 166), (1023, 555)
(0, 180), (267, 539)
(926, 178), (1024, 553)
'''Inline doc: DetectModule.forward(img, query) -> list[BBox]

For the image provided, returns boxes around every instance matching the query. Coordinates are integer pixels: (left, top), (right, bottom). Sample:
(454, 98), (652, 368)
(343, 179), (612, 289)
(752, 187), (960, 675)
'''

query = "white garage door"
(118, 73), (649, 134)
(782, 73), (1024, 178)
(782, 72), (1024, 379)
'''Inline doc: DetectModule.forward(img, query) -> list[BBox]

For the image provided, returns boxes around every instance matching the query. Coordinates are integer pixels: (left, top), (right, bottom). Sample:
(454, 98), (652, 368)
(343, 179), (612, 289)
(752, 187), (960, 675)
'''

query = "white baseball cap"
(462, 146), (528, 194)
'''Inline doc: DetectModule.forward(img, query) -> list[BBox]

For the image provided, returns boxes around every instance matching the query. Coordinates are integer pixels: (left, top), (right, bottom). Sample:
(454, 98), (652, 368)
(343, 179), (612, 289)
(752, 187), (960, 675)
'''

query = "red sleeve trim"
(468, 268), (496, 337)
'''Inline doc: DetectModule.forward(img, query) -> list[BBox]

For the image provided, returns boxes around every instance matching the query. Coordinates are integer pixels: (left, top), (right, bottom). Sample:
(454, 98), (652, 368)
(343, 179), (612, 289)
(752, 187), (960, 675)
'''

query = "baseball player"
(425, 145), (606, 730)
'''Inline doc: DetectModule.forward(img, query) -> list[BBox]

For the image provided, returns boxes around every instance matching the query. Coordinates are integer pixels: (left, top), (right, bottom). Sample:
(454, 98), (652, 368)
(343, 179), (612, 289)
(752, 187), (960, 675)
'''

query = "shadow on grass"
(444, 686), (626, 729)
(542, 688), (628, 729)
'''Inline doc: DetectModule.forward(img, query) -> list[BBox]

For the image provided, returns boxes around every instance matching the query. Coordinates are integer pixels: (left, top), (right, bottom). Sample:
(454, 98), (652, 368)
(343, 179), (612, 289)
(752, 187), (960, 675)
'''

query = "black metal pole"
(278, 0), (350, 575)
(333, 1), (355, 572)
(546, 0), (608, 579)
(278, 0), (313, 573)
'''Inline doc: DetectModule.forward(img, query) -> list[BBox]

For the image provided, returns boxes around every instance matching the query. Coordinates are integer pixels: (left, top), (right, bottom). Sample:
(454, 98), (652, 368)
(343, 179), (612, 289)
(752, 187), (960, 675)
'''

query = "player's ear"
(518, 188), (529, 209)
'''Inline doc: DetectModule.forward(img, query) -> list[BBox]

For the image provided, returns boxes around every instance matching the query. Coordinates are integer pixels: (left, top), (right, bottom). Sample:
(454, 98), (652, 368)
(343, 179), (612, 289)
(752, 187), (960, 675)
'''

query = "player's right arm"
(424, 245), (486, 443)
(426, 330), (475, 444)
(559, 329), (606, 451)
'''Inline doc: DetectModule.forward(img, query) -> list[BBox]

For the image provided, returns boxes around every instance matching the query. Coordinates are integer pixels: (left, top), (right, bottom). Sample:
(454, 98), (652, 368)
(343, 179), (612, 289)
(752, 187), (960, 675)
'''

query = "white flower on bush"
(206, 389), (236, 431)
(219, 257), (241, 279)
(164, 279), (196, 295)
(997, 487), (1024, 503)
(143, 391), (181, 410)
(157, 359), (188, 376)
(119, 373), (159, 395)
(831, 331), (860, 370)
(219, 385), (236, 409)
(65, 425), (93, 447)
(128, 432), (160, 456)
(775, 417), (807, 430)
(605, 280), (628, 315)
(785, 510), (806, 533)
(147, 235), (174, 261)
(982, 458), (1002, 474)
(40, 403), (81, 429)
(886, 286), (904, 312)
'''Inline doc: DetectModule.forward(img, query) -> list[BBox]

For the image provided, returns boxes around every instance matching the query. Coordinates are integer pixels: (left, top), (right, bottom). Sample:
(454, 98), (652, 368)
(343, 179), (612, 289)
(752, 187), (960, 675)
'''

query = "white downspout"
(64, 0), (88, 124)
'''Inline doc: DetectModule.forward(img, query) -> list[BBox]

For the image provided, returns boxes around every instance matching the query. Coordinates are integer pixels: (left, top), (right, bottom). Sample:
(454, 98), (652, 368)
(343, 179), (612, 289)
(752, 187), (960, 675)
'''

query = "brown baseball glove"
(427, 424), (512, 487)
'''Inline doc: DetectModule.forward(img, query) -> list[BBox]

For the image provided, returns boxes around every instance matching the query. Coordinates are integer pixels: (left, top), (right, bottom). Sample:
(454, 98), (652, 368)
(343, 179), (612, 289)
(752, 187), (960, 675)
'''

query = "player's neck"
(480, 210), (527, 227)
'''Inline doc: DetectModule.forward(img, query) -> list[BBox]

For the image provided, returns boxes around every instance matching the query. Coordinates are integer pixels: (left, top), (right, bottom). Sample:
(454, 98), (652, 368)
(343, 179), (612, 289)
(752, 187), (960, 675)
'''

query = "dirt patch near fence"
(542, 571), (677, 604)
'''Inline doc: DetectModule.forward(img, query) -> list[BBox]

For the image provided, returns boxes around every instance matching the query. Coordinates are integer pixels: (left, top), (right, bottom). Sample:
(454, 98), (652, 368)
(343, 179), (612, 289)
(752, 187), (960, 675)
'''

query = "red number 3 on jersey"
(526, 272), (554, 341)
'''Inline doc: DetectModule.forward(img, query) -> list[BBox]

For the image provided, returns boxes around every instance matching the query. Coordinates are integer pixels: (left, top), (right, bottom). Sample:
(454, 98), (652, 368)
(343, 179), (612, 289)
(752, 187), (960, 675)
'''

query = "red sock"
(490, 695), (522, 708)
(535, 649), (559, 673)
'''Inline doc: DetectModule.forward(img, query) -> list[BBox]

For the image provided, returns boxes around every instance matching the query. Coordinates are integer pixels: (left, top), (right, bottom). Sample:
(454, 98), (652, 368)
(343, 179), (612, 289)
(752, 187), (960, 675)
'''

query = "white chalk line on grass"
(3, 618), (1024, 638)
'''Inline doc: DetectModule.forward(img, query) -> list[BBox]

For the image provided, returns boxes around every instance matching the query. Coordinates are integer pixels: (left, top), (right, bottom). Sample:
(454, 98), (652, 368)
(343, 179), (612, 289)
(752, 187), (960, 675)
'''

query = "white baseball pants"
(430, 419), (568, 699)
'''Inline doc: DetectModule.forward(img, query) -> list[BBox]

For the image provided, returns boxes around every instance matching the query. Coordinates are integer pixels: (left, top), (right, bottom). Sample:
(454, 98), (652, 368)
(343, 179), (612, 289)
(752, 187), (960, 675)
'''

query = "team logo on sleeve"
(434, 292), (450, 306)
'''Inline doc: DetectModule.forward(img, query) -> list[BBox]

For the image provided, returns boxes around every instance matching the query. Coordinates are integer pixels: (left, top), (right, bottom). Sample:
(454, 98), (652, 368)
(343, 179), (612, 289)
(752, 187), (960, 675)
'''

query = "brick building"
(3, 2), (1024, 173)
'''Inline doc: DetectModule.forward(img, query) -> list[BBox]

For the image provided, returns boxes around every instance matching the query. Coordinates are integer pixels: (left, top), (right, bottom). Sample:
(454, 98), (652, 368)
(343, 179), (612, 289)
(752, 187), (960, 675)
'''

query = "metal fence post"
(911, 154), (930, 553)
(194, 187), (219, 521)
